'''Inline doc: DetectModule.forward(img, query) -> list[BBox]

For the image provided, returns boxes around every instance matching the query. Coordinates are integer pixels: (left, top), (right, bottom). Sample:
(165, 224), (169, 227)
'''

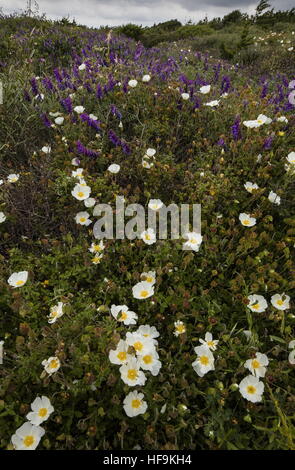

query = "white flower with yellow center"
(136, 325), (159, 344)
(286, 152), (295, 164)
(71, 184), (91, 201)
(123, 391), (147, 417)
(26, 396), (54, 425)
(92, 253), (103, 264)
(244, 181), (259, 193)
(244, 352), (269, 378)
(247, 294), (268, 312)
(192, 345), (215, 377)
(8, 271), (28, 288)
(239, 375), (264, 403)
(132, 281), (154, 300)
(126, 332), (155, 357)
(137, 350), (162, 376)
(142, 158), (153, 169)
(0, 212), (6, 223)
(256, 114), (272, 125)
(268, 191), (281, 205)
(277, 116), (288, 123)
(174, 320), (186, 337)
(48, 302), (64, 324)
(148, 199), (163, 211)
(119, 357), (146, 386)
(71, 168), (84, 178)
(140, 271), (156, 285)
(200, 85), (211, 94)
(183, 232), (203, 251)
(74, 211), (92, 226)
(42, 356), (61, 375)
(89, 241), (105, 253)
(239, 213), (256, 227)
(109, 339), (134, 365)
(243, 119), (260, 128)
(271, 293), (290, 311)
(111, 305), (138, 325)
(199, 332), (219, 351)
(7, 173), (20, 183)
(11, 422), (45, 450)
(141, 228), (156, 245)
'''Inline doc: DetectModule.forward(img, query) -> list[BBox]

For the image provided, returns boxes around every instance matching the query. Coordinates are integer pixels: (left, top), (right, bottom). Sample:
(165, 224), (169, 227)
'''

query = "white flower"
(136, 324), (159, 343)
(256, 114), (272, 125)
(247, 294), (268, 312)
(11, 422), (45, 450)
(271, 293), (290, 311)
(48, 302), (64, 324)
(244, 352), (269, 378)
(0, 179), (3, 185)
(107, 164), (120, 174)
(26, 396), (54, 425)
(126, 331), (155, 356)
(71, 157), (80, 166)
(141, 228), (156, 245)
(183, 232), (203, 251)
(78, 63), (86, 71)
(277, 116), (288, 123)
(74, 211), (92, 226)
(286, 152), (295, 164)
(140, 271), (156, 285)
(109, 339), (133, 365)
(239, 213), (256, 227)
(123, 391), (147, 417)
(89, 114), (98, 121)
(7, 173), (20, 183)
(89, 241), (105, 253)
(71, 184), (91, 201)
(243, 120), (261, 128)
(192, 345), (215, 377)
(181, 93), (190, 100)
(146, 148), (156, 157)
(204, 100), (220, 107)
(71, 168), (84, 178)
(244, 182), (259, 193)
(119, 357), (147, 386)
(8, 271), (28, 288)
(111, 305), (138, 325)
(42, 356), (61, 375)
(268, 191), (281, 205)
(239, 375), (264, 403)
(54, 117), (64, 125)
(0, 212), (6, 223)
(132, 281), (154, 299)
(288, 341), (295, 365)
(41, 146), (51, 154)
(148, 199), (163, 211)
(142, 74), (151, 82)
(84, 197), (96, 208)
(74, 106), (85, 114)
(128, 79), (138, 88)
(142, 158), (153, 169)
(174, 320), (186, 336)
(137, 350), (162, 376)
(49, 112), (62, 117)
(199, 332), (219, 351)
(199, 85), (211, 94)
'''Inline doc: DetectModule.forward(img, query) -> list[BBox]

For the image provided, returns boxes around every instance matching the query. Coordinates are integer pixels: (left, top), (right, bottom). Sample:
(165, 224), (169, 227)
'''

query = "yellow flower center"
(77, 191), (85, 198)
(247, 385), (256, 394)
(80, 217), (86, 223)
(38, 408), (48, 418)
(49, 359), (59, 369)
(143, 354), (152, 364)
(117, 351), (127, 361)
(131, 399), (141, 409)
(16, 280), (24, 286)
(127, 369), (138, 380)
(93, 245), (102, 252)
(145, 234), (151, 240)
(199, 355), (209, 366)
(50, 311), (58, 318)
(207, 340), (214, 347)
(252, 359), (260, 369)
(176, 324), (185, 333)
(92, 256), (101, 263)
(133, 341), (143, 351)
(140, 290), (149, 298)
(146, 276), (153, 283)
(252, 303), (260, 310)
(120, 312), (128, 321)
(243, 219), (250, 225)
(23, 435), (35, 447)
(276, 299), (284, 306)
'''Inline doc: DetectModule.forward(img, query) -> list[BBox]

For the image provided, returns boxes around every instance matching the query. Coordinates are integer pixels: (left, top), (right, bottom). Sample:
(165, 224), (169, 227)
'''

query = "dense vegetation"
(0, 1), (294, 451)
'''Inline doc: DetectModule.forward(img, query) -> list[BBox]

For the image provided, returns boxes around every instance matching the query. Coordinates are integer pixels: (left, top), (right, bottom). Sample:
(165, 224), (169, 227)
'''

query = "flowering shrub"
(0, 16), (294, 451)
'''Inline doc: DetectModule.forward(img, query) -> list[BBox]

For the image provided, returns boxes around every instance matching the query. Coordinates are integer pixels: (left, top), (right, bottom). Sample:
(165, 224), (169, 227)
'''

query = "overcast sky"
(1, 0), (294, 28)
